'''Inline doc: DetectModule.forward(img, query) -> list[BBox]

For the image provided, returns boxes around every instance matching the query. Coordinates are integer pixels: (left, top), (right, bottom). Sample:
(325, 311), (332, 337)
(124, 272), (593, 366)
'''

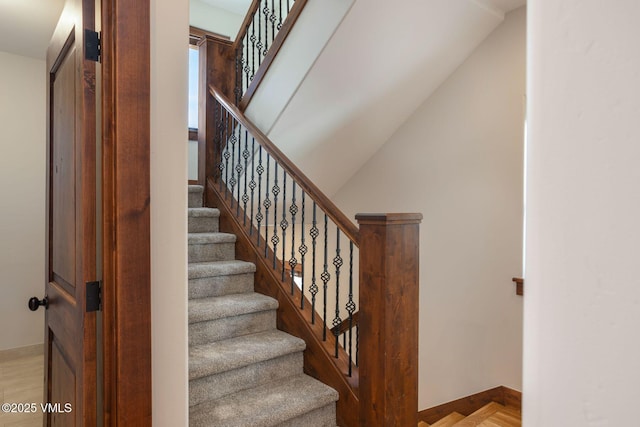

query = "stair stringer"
(206, 178), (359, 427)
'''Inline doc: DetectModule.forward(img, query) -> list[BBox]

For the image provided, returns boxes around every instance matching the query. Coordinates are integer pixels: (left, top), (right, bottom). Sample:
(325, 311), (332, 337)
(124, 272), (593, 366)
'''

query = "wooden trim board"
(418, 386), (522, 425)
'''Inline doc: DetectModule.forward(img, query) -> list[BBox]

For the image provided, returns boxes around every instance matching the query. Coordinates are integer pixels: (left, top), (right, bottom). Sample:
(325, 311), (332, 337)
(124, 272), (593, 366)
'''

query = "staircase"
(188, 184), (339, 427)
(419, 402), (521, 427)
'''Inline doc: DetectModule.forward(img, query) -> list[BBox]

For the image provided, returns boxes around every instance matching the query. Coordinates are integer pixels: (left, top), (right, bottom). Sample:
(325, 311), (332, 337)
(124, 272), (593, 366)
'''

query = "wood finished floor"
(0, 352), (44, 427)
(419, 401), (522, 427)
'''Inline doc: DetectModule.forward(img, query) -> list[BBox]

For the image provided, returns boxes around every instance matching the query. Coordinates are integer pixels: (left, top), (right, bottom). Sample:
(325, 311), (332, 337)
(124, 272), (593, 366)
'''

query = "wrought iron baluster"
(263, 153), (271, 257)
(309, 203), (319, 323)
(278, 0), (283, 30)
(271, 163), (280, 268)
(241, 130), (250, 221)
(256, 2), (263, 60)
(248, 137), (256, 231)
(298, 191), (307, 309)
(215, 101), (224, 191)
(263, 0), (270, 55)
(244, 39), (249, 95)
(235, 126), (243, 215)
(332, 228), (343, 358)
(270, 0), (277, 42)
(321, 213), (330, 341)
(280, 173), (288, 280)
(256, 146), (264, 245)
(288, 181), (298, 294)
(250, 15), (256, 81)
(229, 120), (237, 201)
(356, 325), (359, 366)
(223, 111), (231, 196)
(347, 241), (355, 376)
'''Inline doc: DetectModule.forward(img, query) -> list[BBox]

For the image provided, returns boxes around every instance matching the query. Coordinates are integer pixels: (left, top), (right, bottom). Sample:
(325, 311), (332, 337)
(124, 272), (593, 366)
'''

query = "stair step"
(188, 232), (236, 263)
(431, 412), (465, 427)
(189, 330), (306, 406)
(189, 374), (338, 427)
(477, 407), (521, 427)
(188, 207), (220, 233)
(189, 185), (204, 208)
(188, 293), (278, 345)
(189, 261), (256, 299)
(189, 293), (278, 323)
(452, 402), (504, 426)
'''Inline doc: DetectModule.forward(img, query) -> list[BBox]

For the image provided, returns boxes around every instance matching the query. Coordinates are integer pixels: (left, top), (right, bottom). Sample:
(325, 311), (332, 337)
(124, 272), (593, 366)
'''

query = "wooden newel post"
(197, 34), (236, 203)
(356, 213), (423, 427)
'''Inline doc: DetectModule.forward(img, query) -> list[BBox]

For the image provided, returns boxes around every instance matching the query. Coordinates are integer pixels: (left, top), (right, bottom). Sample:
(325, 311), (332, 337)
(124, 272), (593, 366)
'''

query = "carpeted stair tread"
(189, 185), (204, 208)
(189, 293), (277, 324)
(188, 207), (220, 217)
(189, 374), (338, 427)
(188, 260), (256, 279)
(188, 232), (236, 244)
(189, 330), (305, 380)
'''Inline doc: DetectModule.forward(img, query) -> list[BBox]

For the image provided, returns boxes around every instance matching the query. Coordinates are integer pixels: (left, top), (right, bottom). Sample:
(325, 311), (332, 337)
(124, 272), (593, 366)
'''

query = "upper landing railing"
(233, 0), (308, 109)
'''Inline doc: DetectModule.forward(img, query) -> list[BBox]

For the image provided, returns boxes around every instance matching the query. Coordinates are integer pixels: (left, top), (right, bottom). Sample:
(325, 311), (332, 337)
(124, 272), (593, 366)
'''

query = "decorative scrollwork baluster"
(280, 173), (288, 280)
(332, 228), (343, 358)
(309, 203), (319, 323)
(271, 163), (280, 269)
(241, 130), (250, 222)
(250, 15), (257, 81)
(277, 0), (283, 30)
(298, 192), (307, 309)
(235, 126), (243, 216)
(256, 2), (263, 59)
(263, 153), (271, 257)
(347, 241), (356, 376)
(255, 146), (264, 245)
(321, 213), (330, 341)
(270, 0), (277, 39)
(229, 121), (237, 201)
(223, 111), (231, 196)
(263, 1), (270, 55)
(248, 138), (256, 231)
(289, 182), (298, 294)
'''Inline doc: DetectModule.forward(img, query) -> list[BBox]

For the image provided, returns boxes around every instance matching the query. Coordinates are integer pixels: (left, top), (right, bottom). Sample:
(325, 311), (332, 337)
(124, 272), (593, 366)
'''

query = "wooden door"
(44, 0), (98, 424)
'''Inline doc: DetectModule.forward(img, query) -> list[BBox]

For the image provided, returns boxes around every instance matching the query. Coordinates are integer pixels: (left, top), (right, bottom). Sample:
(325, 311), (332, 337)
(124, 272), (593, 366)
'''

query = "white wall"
(0, 51), (46, 351)
(244, 0), (354, 132)
(333, 8), (526, 410)
(151, 0), (189, 425)
(524, 1), (640, 425)
(190, 0), (244, 40)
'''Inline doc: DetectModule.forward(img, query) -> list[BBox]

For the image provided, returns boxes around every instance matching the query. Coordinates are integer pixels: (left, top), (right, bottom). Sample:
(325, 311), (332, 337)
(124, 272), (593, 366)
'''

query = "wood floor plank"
(452, 402), (504, 426)
(478, 410), (521, 427)
(418, 421), (431, 427)
(432, 412), (466, 427)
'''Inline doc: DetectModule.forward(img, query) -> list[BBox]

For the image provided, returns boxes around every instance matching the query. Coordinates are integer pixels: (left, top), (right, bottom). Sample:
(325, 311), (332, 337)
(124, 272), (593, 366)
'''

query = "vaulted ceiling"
(249, 0), (526, 196)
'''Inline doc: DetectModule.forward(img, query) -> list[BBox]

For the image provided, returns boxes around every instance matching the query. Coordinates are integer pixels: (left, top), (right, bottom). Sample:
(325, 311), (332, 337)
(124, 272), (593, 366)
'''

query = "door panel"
(51, 45), (77, 293)
(45, 0), (98, 424)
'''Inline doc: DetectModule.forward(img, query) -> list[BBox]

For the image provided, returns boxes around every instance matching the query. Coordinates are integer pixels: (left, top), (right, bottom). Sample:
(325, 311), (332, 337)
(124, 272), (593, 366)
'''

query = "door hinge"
(85, 29), (101, 62)
(86, 281), (102, 312)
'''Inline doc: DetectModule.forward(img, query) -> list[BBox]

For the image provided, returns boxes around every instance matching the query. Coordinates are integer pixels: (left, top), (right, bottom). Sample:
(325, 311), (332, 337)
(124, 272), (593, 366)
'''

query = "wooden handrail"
(331, 312), (359, 336)
(209, 84), (361, 244)
(233, 0), (262, 49)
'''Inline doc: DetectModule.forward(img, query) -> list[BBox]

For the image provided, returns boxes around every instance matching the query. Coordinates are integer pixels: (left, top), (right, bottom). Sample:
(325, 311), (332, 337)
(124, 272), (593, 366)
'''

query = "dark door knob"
(28, 296), (48, 311)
